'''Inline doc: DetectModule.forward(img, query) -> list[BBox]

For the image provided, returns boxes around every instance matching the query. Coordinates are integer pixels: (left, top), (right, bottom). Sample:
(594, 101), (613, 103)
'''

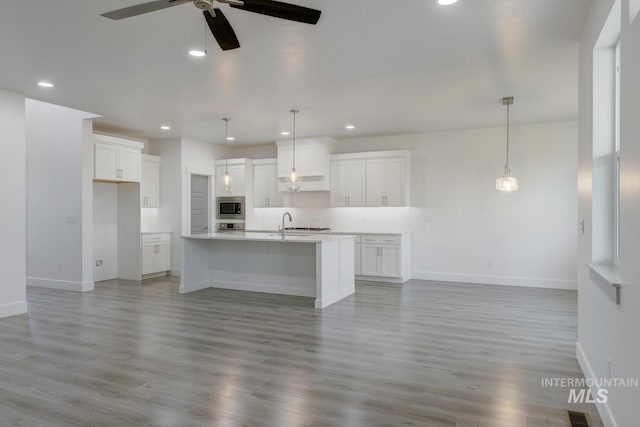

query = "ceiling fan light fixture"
(188, 49), (206, 57)
(436, 0), (458, 5)
(38, 81), (54, 88)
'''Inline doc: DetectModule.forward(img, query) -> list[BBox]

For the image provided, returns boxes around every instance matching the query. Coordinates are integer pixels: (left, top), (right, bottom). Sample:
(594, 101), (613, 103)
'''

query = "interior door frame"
(185, 166), (215, 235)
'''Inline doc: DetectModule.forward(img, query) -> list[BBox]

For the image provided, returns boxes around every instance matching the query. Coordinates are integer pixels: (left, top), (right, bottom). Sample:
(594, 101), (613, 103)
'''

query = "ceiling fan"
(101, 0), (321, 51)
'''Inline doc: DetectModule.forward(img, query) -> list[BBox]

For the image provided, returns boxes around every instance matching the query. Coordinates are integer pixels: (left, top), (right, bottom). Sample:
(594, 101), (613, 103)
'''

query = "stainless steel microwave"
(216, 196), (245, 220)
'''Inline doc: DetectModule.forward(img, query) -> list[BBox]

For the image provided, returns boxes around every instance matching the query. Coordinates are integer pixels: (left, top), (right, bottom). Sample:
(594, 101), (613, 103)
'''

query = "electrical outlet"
(579, 218), (585, 234)
(95, 259), (104, 268)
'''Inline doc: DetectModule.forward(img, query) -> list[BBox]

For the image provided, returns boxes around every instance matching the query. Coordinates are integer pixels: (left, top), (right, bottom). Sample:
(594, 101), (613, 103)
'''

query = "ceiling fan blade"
(101, 0), (191, 20)
(230, 0), (321, 25)
(204, 9), (241, 51)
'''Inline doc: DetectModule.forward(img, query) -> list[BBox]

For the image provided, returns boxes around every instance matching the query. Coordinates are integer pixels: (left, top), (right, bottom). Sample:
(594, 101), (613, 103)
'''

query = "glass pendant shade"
(223, 169), (232, 192)
(496, 175), (519, 192)
(288, 109), (300, 192)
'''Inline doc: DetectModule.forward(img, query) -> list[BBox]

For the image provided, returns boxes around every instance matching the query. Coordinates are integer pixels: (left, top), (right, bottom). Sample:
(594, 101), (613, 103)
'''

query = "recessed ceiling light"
(226, 137), (235, 141)
(281, 131), (290, 136)
(38, 81), (54, 88)
(436, 0), (458, 5)
(188, 49), (206, 57)
(160, 125), (171, 130)
(345, 125), (355, 130)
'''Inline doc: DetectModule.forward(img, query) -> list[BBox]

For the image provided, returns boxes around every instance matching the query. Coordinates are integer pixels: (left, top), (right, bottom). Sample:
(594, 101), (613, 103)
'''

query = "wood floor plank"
(0, 277), (603, 426)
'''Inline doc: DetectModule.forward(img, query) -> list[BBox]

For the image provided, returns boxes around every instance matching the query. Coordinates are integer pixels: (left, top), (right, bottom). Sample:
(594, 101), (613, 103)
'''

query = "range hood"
(276, 136), (336, 192)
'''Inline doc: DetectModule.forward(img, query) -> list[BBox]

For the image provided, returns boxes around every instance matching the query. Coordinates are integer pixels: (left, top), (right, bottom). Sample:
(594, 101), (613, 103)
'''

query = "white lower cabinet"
(356, 234), (409, 282)
(142, 233), (171, 275)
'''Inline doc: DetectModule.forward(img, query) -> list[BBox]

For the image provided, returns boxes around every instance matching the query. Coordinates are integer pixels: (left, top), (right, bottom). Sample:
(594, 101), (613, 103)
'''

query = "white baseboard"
(27, 277), (94, 292)
(576, 342), (618, 427)
(0, 301), (28, 319)
(411, 271), (577, 290)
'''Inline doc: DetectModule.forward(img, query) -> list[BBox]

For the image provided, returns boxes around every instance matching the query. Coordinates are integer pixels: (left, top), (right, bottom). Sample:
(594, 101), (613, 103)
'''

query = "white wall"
(93, 183), (118, 282)
(0, 89), (27, 319)
(26, 99), (97, 292)
(148, 138), (229, 275)
(239, 121), (578, 290)
(577, 1), (640, 426)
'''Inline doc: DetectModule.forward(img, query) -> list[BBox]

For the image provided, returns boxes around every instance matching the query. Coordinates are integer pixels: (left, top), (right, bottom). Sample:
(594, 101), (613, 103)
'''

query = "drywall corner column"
(81, 119), (95, 291)
(0, 89), (27, 318)
(25, 99), (98, 292)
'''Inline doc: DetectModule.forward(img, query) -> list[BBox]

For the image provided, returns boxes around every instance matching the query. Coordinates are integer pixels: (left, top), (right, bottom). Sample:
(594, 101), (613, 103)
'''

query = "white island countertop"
(182, 232), (354, 243)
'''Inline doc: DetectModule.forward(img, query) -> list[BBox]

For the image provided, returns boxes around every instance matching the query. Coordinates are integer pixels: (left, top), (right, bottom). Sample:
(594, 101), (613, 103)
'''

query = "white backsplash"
(247, 192), (412, 233)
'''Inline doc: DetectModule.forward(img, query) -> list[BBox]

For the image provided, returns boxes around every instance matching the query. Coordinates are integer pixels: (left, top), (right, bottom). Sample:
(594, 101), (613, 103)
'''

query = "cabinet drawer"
(360, 235), (401, 245)
(142, 233), (171, 243)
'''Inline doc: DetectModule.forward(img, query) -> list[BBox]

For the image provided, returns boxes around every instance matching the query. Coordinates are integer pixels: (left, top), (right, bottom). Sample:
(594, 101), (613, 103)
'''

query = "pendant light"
(496, 97), (519, 192)
(222, 117), (232, 193)
(288, 109), (300, 192)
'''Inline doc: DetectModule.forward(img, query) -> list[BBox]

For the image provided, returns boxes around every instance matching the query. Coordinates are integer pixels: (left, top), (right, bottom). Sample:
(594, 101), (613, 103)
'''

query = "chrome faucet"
(281, 212), (292, 239)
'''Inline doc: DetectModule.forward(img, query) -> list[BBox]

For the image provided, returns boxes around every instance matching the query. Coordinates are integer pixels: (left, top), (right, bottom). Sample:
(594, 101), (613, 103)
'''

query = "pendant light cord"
(505, 102), (510, 176)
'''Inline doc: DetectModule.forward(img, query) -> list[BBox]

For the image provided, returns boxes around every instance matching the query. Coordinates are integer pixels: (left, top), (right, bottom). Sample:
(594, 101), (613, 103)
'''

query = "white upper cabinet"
(93, 134), (143, 183)
(366, 156), (408, 207)
(330, 159), (366, 207)
(141, 155), (160, 208)
(276, 137), (336, 192)
(253, 159), (282, 208)
(215, 158), (252, 197)
(330, 150), (410, 207)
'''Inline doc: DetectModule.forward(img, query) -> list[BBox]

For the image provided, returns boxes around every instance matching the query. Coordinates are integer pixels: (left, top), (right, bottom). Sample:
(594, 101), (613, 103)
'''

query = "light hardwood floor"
(0, 278), (602, 427)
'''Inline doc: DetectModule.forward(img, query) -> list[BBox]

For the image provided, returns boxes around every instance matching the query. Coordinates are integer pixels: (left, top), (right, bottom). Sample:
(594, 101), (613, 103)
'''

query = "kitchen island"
(180, 232), (355, 309)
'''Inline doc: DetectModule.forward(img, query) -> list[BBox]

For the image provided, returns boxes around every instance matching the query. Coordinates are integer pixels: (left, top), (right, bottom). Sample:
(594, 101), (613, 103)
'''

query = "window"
(591, 1), (620, 267)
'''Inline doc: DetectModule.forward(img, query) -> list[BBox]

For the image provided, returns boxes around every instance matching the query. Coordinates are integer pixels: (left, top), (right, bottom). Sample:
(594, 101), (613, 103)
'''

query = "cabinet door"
(142, 244), (156, 275)
(365, 159), (386, 206)
(253, 165), (270, 208)
(229, 165), (245, 196)
(360, 244), (381, 276)
(384, 158), (405, 207)
(216, 166), (230, 196)
(380, 245), (401, 277)
(345, 160), (366, 207)
(119, 147), (141, 182)
(354, 243), (361, 275)
(266, 164), (283, 207)
(94, 143), (119, 180)
(217, 164), (245, 196)
(154, 242), (171, 272)
(330, 161), (346, 207)
(141, 160), (160, 208)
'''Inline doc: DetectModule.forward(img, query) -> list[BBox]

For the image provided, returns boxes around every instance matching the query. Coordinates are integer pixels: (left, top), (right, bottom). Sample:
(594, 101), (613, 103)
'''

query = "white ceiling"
(0, 0), (590, 144)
